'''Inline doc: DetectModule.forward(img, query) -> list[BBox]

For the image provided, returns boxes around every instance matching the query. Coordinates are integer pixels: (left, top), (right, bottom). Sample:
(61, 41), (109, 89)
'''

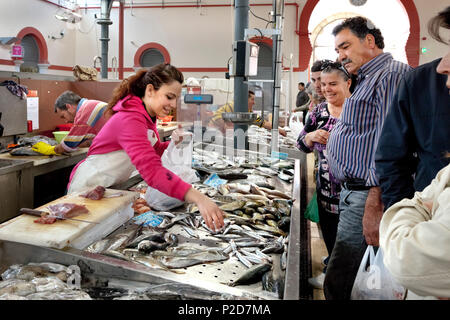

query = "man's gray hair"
(305, 85), (316, 95)
(54, 91), (82, 112)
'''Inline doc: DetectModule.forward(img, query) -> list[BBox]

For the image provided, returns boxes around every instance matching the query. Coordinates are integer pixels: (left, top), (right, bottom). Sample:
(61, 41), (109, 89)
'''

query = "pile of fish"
(192, 148), (295, 183)
(82, 149), (294, 299)
(0, 262), (238, 300)
(0, 262), (92, 300)
(247, 125), (298, 150)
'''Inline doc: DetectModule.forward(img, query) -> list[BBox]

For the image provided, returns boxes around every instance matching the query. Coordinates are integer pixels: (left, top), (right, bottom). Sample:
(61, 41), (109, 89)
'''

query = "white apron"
(68, 129), (159, 194)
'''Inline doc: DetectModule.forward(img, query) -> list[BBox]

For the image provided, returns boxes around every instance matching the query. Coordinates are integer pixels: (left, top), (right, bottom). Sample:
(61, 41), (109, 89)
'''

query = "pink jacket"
(70, 94), (191, 201)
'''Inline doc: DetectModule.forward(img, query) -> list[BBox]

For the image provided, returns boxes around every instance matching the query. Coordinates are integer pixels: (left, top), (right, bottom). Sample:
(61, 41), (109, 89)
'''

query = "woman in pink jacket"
(68, 63), (224, 231)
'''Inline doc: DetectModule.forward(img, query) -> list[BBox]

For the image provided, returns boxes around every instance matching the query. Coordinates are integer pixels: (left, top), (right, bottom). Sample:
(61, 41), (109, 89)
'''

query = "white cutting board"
(0, 189), (139, 249)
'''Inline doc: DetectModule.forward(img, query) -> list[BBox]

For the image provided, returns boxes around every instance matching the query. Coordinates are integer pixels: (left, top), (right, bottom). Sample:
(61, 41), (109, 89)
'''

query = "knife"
(19, 208), (99, 224)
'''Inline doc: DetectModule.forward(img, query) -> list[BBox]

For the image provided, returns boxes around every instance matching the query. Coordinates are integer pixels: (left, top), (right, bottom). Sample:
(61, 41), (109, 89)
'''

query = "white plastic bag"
(351, 246), (406, 300)
(288, 112), (304, 138)
(145, 138), (199, 211)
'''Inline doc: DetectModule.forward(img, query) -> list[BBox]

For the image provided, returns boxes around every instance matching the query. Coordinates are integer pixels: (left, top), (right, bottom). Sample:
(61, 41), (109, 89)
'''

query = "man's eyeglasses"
(321, 61), (351, 79)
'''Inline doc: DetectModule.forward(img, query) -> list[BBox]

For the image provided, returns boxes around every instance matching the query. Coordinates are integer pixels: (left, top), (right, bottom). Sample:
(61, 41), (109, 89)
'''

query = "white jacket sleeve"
(379, 164), (450, 298)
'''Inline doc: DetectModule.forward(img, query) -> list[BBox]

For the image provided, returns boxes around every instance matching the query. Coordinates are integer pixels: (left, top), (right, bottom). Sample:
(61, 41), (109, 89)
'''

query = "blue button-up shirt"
(327, 53), (412, 186)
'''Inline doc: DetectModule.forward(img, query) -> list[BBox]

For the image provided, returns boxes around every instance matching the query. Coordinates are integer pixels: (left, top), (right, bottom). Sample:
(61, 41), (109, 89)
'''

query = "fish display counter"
(0, 146), (310, 300)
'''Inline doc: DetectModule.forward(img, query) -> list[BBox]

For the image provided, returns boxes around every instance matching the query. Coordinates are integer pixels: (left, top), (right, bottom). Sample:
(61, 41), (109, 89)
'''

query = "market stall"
(0, 145), (310, 300)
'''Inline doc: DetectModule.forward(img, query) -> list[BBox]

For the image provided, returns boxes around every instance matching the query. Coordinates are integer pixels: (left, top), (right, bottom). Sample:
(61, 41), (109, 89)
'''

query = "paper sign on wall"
(27, 97), (39, 130)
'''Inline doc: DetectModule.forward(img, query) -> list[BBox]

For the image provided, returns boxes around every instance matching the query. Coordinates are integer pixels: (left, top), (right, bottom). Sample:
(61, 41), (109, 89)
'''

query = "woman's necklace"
(327, 103), (342, 119)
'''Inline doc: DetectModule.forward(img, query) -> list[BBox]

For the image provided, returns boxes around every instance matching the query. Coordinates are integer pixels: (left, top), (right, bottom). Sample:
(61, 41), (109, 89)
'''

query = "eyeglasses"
(321, 61), (351, 79)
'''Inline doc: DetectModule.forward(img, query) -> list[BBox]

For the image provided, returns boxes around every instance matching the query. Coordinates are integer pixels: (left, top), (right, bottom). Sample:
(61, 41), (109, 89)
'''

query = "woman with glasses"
(296, 61), (351, 289)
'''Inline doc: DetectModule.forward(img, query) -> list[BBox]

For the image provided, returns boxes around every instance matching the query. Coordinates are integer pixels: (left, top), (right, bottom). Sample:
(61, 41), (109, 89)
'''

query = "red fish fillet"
(80, 186), (106, 200)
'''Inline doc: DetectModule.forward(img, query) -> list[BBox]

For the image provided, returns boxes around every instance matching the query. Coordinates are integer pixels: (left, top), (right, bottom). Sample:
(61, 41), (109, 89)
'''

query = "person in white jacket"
(379, 162), (450, 299)
(379, 6), (450, 301)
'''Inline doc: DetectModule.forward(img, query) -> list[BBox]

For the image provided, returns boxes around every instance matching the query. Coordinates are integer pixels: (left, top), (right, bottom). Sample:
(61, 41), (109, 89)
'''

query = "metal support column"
(97, 0), (114, 79)
(233, 0), (249, 151)
(270, 0), (285, 155)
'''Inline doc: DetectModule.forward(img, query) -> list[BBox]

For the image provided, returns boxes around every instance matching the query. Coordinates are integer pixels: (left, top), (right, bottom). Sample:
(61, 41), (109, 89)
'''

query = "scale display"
(184, 94), (214, 105)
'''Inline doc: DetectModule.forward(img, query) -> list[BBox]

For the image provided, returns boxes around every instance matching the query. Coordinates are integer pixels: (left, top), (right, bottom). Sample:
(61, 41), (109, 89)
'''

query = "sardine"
(281, 250), (287, 271)
(253, 223), (287, 237)
(235, 251), (253, 268)
(261, 240), (284, 254)
(181, 225), (199, 238)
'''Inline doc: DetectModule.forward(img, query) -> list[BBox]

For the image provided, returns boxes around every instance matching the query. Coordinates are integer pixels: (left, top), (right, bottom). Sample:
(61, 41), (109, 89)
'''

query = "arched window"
(140, 48), (164, 67)
(15, 27), (49, 73)
(20, 35), (40, 73)
(134, 43), (170, 69)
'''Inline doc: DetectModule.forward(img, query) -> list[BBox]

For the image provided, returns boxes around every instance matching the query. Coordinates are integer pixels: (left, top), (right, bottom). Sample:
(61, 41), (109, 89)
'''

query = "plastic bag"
(288, 112), (304, 138)
(304, 191), (319, 223)
(351, 246), (406, 300)
(145, 139), (199, 211)
(132, 211), (164, 227)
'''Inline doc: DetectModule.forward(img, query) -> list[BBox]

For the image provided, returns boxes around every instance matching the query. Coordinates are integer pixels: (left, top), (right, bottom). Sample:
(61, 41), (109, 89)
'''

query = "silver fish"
(235, 251), (253, 268)
(181, 225), (199, 238)
(227, 263), (272, 287)
(256, 167), (278, 176)
(156, 249), (228, 269)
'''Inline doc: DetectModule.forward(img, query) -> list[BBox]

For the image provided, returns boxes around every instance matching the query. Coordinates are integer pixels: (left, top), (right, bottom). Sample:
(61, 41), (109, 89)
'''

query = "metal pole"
(97, 0), (114, 79)
(233, 0), (249, 150)
(270, 0), (284, 155)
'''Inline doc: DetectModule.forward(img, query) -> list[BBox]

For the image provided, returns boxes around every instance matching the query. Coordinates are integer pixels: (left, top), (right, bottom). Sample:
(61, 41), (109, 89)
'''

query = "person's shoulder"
(403, 58), (441, 79)
(385, 59), (412, 75)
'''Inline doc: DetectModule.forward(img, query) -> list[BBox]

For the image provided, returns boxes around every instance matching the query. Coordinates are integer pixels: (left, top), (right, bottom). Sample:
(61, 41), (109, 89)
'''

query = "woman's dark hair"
(321, 61), (351, 81)
(332, 16), (385, 49)
(428, 6), (450, 44)
(107, 63), (184, 114)
(311, 59), (334, 72)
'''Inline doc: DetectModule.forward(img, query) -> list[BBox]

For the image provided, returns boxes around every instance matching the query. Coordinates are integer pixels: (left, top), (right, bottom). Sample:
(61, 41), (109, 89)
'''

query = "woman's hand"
(170, 124), (192, 147)
(305, 129), (330, 147)
(184, 188), (224, 231)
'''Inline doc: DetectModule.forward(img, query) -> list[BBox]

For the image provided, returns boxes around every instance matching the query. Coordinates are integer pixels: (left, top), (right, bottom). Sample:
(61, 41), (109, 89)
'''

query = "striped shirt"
(61, 98), (109, 152)
(326, 53), (412, 186)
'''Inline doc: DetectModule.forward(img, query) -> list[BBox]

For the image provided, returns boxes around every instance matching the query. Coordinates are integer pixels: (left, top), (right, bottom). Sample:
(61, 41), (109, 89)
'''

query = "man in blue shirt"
(325, 17), (411, 300)
(375, 6), (450, 210)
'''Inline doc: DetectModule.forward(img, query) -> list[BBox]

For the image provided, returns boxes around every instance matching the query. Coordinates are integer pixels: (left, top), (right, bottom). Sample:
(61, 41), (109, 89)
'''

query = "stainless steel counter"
(0, 145), (311, 300)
